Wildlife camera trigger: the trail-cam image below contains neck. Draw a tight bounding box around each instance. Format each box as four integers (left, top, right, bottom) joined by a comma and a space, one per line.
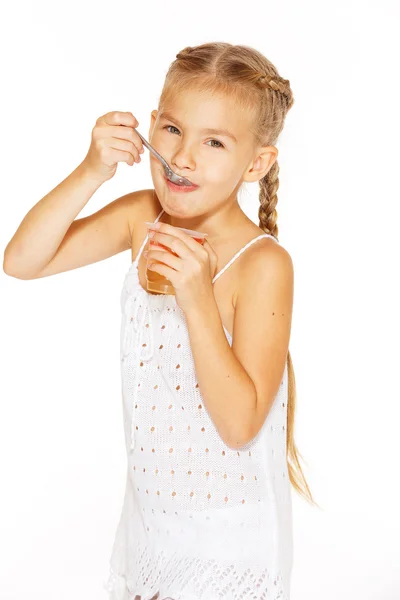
162, 205, 250, 246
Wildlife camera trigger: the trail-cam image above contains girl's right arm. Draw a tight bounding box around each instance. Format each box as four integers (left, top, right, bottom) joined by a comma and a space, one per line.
3, 111, 146, 280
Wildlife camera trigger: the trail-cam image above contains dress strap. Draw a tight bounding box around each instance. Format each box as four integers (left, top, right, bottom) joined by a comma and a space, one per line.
133, 208, 165, 267
212, 233, 278, 284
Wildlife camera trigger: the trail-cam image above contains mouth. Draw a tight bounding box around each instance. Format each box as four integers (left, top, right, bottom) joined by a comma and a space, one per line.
164, 176, 199, 192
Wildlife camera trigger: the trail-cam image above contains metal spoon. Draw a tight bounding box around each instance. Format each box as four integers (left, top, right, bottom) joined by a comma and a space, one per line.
134, 129, 194, 187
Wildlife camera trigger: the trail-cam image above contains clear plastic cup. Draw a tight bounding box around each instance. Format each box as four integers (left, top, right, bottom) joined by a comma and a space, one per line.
144, 222, 208, 295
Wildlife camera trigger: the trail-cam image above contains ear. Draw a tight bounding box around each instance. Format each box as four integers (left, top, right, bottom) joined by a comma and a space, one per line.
243, 145, 278, 183
149, 109, 159, 141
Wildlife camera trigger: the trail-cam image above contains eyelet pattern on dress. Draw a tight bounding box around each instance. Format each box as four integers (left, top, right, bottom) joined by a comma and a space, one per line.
107, 209, 293, 600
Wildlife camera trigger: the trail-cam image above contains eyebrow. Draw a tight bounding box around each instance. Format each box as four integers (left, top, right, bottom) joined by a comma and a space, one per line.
159, 111, 238, 143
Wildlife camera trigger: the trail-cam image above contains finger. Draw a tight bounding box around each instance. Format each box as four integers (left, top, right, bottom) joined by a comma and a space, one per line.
148, 242, 176, 258
147, 261, 175, 280
148, 223, 205, 253
102, 111, 138, 127
107, 125, 145, 154
149, 231, 197, 258
201, 239, 218, 275
201, 238, 217, 260
143, 246, 169, 257
151, 236, 192, 259
146, 249, 182, 271
109, 137, 141, 163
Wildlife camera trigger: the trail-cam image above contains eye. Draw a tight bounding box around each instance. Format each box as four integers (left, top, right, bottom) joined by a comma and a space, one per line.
163, 125, 224, 149
207, 139, 224, 149
164, 125, 180, 135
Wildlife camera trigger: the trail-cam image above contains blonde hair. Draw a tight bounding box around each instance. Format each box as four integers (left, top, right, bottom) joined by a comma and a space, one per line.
158, 42, 318, 508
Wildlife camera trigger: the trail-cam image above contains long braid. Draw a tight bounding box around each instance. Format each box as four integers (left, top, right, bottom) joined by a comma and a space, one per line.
258, 160, 280, 240
257, 74, 293, 241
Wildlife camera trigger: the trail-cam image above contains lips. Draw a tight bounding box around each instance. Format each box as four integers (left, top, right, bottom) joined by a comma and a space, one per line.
164, 176, 199, 190
180, 178, 199, 188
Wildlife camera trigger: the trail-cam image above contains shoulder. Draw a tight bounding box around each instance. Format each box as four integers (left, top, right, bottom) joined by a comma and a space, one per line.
235, 234, 294, 308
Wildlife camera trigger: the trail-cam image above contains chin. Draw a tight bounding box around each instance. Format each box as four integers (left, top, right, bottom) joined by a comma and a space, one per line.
154, 185, 200, 216
161, 200, 197, 219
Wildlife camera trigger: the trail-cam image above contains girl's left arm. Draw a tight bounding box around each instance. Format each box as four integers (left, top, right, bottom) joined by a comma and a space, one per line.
184, 293, 258, 449
184, 242, 293, 449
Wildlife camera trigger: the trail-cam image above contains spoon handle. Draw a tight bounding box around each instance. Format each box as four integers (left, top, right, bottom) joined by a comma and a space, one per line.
133, 128, 192, 186
134, 129, 167, 169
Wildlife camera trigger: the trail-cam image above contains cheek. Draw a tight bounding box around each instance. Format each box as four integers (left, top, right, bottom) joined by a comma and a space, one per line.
149, 149, 168, 180
149, 159, 160, 183
149, 132, 168, 160
205, 160, 241, 189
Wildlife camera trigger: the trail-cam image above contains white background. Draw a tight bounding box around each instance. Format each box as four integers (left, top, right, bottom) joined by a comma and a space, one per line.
1, 1, 399, 599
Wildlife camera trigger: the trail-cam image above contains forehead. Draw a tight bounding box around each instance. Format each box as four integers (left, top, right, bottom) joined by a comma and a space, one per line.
159, 88, 255, 141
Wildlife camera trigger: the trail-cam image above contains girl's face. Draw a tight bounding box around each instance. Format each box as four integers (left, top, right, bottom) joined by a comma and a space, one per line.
148, 88, 260, 220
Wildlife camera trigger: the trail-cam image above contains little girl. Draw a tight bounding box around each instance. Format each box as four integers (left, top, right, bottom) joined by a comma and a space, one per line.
4, 42, 317, 600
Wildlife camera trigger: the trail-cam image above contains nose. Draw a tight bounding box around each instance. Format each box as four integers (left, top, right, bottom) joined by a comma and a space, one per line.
171, 140, 196, 172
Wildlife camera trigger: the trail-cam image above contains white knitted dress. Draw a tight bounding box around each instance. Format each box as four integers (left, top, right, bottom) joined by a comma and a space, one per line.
103, 209, 293, 600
